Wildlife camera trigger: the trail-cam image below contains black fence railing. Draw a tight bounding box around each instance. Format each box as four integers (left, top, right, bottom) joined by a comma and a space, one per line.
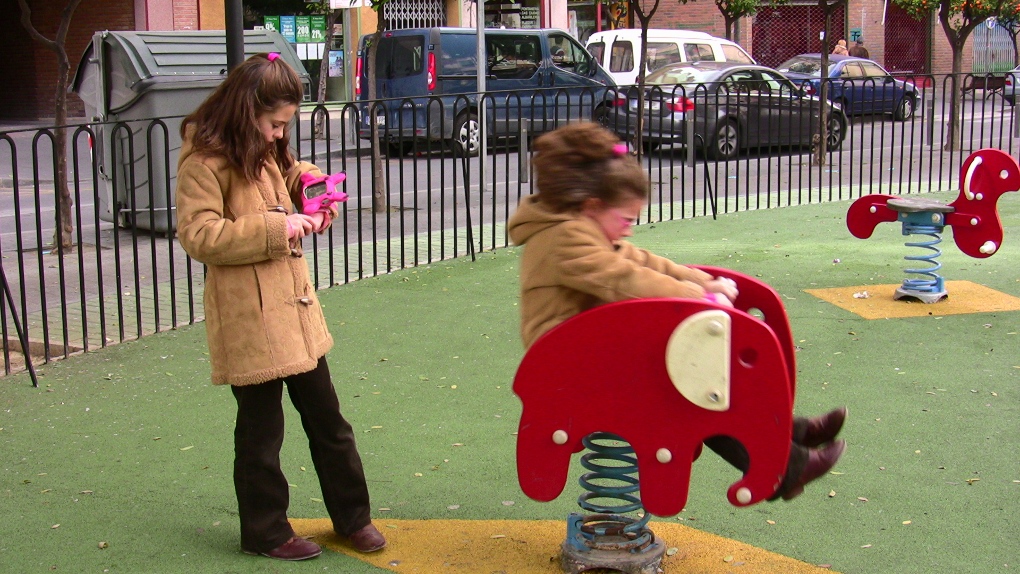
2, 73, 1017, 379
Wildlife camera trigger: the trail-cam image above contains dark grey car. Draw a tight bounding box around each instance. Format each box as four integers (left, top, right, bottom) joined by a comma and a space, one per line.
596, 61, 847, 160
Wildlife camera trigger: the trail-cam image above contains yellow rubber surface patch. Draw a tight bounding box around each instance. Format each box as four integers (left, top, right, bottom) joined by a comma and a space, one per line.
805, 281, 1020, 319
293, 518, 838, 573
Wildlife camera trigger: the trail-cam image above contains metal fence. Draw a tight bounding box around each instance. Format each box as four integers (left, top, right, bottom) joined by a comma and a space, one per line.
2, 73, 1018, 379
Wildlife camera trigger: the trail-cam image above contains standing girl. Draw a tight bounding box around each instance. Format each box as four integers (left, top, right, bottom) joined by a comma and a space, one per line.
507, 122, 846, 501
175, 53, 385, 560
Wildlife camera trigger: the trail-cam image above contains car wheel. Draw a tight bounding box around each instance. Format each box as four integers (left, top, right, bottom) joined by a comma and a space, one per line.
593, 104, 612, 127
451, 111, 481, 157
709, 119, 739, 161
386, 141, 414, 157
893, 95, 915, 121
825, 114, 845, 151
641, 139, 660, 153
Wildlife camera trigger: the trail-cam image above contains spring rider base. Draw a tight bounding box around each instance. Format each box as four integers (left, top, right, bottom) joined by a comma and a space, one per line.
560, 512, 666, 574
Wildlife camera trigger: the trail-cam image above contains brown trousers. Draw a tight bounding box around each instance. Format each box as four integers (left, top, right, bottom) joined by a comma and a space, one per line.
231, 357, 371, 552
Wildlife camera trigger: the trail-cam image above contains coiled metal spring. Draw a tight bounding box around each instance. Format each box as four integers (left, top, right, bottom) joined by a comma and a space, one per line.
901, 222, 944, 294
572, 432, 654, 551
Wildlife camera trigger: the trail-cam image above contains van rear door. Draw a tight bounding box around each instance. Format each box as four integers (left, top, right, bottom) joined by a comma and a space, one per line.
361, 33, 428, 99
358, 32, 429, 141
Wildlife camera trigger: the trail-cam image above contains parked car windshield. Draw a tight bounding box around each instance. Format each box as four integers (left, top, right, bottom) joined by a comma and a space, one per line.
646, 65, 721, 86
776, 56, 837, 78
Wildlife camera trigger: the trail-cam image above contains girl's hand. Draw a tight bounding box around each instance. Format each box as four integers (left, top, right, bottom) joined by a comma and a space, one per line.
704, 277, 739, 303
309, 206, 337, 234
286, 213, 316, 244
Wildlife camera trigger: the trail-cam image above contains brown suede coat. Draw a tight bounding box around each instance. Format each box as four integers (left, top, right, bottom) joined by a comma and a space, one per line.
175, 135, 332, 386
508, 195, 713, 349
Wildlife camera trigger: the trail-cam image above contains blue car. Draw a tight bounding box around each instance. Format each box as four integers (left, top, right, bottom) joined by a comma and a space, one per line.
778, 54, 920, 120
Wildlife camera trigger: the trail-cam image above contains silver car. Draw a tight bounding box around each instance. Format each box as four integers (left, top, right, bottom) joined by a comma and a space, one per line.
1002, 66, 1020, 105
597, 61, 847, 160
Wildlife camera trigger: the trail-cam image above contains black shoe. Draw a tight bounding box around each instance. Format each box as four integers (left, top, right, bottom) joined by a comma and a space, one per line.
797, 407, 847, 448
781, 439, 846, 500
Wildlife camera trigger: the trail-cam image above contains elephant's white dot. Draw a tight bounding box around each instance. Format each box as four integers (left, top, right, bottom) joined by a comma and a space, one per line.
736, 487, 752, 504
971, 217, 979, 226
656, 448, 672, 464
980, 241, 997, 254
976, 193, 984, 201
1001, 169, 1010, 179
552, 430, 568, 445
869, 206, 877, 214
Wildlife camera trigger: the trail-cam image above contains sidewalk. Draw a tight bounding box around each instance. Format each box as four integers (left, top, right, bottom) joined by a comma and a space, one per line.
2, 194, 1018, 573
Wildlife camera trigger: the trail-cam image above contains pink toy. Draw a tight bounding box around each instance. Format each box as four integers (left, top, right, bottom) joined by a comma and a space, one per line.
299, 172, 348, 215
513, 267, 795, 517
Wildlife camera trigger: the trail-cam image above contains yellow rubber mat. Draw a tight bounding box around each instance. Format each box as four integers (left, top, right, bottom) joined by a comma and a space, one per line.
805, 281, 1020, 319
293, 518, 838, 573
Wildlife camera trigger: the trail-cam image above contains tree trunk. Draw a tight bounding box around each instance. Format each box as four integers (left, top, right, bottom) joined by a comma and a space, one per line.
630, 0, 660, 162
366, 28, 387, 214
945, 44, 964, 152
938, 10, 979, 153
54, 58, 73, 250
18, 0, 80, 250
315, 9, 342, 140
724, 15, 736, 41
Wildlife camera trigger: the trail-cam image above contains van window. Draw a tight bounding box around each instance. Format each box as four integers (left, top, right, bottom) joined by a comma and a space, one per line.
441, 34, 477, 75
683, 43, 716, 62
487, 34, 542, 79
647, 42, 682, 71
721, 44, 754, 64
549, 32, 591, 75
588, 41, 605, 66
610, 41, 634, 73
374, 35, 425, 78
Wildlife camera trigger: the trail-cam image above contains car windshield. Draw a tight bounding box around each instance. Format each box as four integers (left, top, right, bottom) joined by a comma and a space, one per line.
646, 66, 720, 86
776, 56, 837, 78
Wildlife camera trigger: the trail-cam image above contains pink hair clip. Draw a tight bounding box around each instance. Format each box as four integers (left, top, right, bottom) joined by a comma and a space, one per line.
612, 143, 628, 156
267, 52, 281, 62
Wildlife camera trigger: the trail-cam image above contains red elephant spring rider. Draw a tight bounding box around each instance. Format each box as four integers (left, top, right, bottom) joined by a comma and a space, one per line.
847, 148, 1020, 303
513, 266, 797, 574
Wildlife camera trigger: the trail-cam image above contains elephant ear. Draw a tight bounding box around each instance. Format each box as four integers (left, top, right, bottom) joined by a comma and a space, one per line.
664, 309, 731, 412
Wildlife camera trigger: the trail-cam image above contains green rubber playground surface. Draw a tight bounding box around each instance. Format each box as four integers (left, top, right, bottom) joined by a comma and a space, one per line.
2, 192, 1018, 573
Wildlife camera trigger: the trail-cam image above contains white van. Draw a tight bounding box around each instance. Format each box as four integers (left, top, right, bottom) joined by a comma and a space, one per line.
586, 29, 755, 86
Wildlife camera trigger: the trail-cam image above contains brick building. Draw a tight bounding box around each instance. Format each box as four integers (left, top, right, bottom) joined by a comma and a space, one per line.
0, 0, 223, 120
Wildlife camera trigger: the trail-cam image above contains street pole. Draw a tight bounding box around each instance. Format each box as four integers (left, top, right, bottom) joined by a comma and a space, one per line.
225, 0, 244, 71
476, 0, 488, 197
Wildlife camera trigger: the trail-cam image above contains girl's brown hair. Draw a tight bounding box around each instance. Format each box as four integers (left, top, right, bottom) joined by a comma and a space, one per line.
531, 121, 648, 212
180, 53, 304, 182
